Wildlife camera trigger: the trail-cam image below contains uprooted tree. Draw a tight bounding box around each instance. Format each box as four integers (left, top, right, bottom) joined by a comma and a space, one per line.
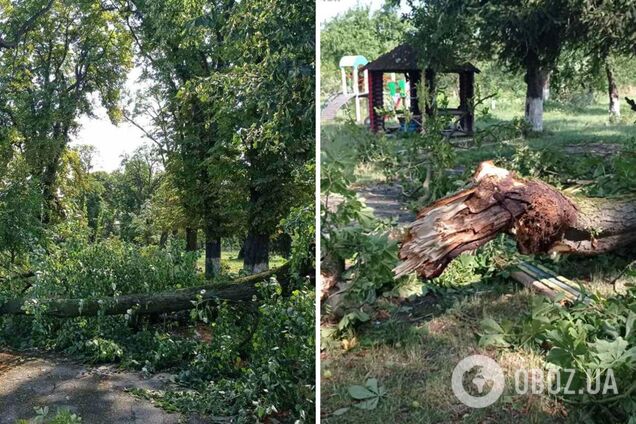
395, 161, 636, 279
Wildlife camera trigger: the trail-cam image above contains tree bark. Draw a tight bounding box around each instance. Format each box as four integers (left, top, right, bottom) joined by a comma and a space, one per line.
0, 265, 290, 318
40, 127, 66, 224
243, 232, 270, 273
185, 227, 198, 251
395, 161, 636, 279
524, 56, 548, 132
159, 231, 169, 249
237, 240, 245, 259
606, 63, 620, 120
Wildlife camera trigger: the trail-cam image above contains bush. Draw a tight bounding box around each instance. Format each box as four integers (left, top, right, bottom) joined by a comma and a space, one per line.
151, 282, 316, 423
481, 272, 636, 421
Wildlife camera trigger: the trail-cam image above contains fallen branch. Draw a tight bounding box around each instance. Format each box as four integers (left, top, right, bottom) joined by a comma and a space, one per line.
395, 161, 636, 278
0, 265, 289, 318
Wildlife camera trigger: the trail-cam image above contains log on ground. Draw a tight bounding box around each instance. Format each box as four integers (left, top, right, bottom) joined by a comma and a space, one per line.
0, 265, 290, 318
394, 161, 636, 279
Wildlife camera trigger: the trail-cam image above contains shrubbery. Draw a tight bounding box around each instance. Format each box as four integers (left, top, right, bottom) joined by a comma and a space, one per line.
480, 268, 636, 420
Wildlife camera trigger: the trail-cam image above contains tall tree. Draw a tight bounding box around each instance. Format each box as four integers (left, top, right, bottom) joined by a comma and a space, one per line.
411, 0, 578, 132
321, 6, 411, 71
571, 0, 636, 120
121, 0, 244, 278
199, 0, 315, 273
0, 0, 54, 50
0, 0, 132, 222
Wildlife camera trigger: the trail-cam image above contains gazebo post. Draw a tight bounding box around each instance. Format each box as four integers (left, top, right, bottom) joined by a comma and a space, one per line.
368, 70, 383, 132
458, 71, 475, 134
341, 67, 347, 95
363, 69, 369, 93
353, 66, 361, 122
408, 70, 421, 116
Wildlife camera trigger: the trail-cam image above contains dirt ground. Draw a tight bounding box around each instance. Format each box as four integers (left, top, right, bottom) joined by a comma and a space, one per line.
0, 351, 199, 424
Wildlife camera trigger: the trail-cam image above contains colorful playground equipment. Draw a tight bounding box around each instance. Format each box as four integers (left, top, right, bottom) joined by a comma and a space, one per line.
321, 55, 369, 123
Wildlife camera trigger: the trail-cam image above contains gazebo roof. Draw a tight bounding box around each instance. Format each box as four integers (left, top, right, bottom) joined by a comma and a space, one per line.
363, 43, 480, 74
339, 55, 368, 68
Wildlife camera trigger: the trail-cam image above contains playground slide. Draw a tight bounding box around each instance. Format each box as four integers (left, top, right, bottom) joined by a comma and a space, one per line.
320, 93, 356, 122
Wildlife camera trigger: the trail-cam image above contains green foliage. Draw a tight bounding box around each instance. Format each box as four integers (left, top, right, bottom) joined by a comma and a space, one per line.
411, 0, 590, 73
142, 282, 315, 423
17, 406, 82, 424
0, 0, 315, 422
31, 239, 200, 299
572, 0, 636, 58
321, 128, 400, 311
499, 137, 636, 197
347, 378, 387, 410
0, 156, 42, 258
0, 0, 132, 220
281, 204, 316, 283
481, 279, 636, 420
320, 6, 411, 95
127, 0, 314, 274
83, 337, 123, 363
0, 238, 201, 350
0, 236, 313, 420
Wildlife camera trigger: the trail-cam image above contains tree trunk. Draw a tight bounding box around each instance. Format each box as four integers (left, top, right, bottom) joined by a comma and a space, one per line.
204, 230, 221, 279
525, 57, 548, 132
606, 63, 620, 120
40, 127, 66, 224
542, 72, 550, 101
185, 227, 197, 251
0, 265, 289, 318
395, 161, 636, 279
159, 231, 169, 249
237, 240, 245, 259
243, 232, 270, 273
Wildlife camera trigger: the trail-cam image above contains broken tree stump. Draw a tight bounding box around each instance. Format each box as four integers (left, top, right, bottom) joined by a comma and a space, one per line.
395, 161, 636, 279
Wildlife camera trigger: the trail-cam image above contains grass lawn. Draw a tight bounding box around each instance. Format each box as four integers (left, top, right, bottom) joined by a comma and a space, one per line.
321, 100, 636, 423
197, 249, 287, 275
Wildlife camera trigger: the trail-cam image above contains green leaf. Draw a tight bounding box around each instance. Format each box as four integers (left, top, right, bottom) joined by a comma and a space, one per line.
348, 385, 376, 400
332, 407, 350, 416
626, 311, 635, 339
480, 317, 504, 334
546, 347, 572, 368
479, 334, 510, 348
366, 378, 379, 394
354, 397, 379, 410
590, 337, 629, 368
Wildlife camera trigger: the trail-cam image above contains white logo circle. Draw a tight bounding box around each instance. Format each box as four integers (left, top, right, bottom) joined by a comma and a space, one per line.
451, 355, 505, 408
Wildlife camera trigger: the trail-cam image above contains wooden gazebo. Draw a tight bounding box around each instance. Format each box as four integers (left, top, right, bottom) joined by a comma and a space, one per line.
363, 44, 480, 134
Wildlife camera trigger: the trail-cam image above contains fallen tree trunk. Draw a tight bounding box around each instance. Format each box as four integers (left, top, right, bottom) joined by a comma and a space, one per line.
0, 265, 289, 318
395, 161, 636, 278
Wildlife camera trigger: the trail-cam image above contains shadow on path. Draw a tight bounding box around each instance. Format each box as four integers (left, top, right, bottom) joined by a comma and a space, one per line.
0, 351, 197, 423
